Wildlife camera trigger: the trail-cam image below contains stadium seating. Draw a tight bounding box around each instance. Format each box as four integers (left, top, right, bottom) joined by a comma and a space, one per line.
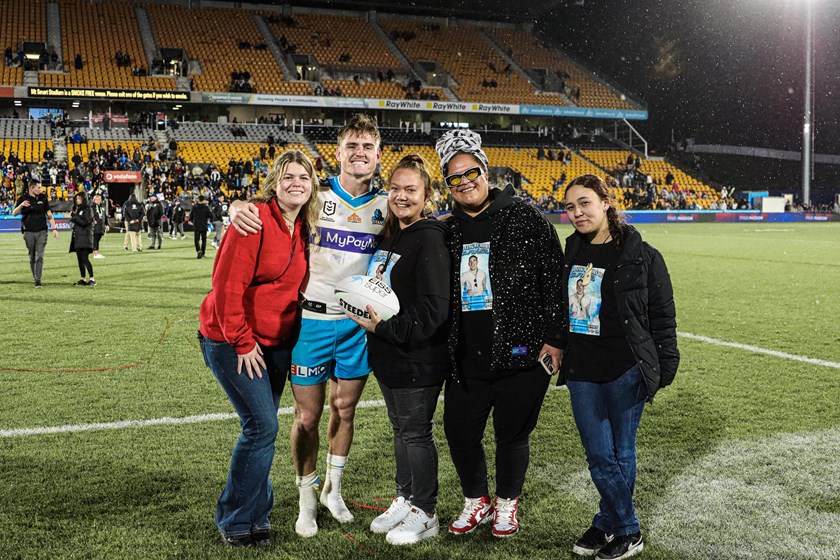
66, 140, 147, 162
0, 139, 54, 164
146, 5, 291, 95
322, 80, 405, 99
0, 119, 54, 163
1, 66, 23, 86
0, 0, 47, 86
176, 142, 317, 174
383, 20, 566, 106
484, 27, 635, 110
482, 147, 615, 203
84, 126, 156, 142
167, 122, 298, 145
43, 0, 175, 91
266, 14, 402, 71
581, 149, 721, 208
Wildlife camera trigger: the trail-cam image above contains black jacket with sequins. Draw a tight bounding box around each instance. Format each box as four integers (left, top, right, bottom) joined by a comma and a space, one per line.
445, 186, 565, 379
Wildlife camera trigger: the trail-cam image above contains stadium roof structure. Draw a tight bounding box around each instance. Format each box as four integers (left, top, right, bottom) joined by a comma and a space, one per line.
216, 0, 564, 22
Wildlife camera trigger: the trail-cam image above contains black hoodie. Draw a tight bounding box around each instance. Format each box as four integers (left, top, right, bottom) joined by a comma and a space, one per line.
367, 218, 451, 388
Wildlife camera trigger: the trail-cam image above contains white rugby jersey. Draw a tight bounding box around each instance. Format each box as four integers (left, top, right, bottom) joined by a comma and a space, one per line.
302, 175, 388, 318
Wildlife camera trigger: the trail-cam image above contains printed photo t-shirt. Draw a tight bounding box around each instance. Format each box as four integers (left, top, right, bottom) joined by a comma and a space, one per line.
565, 239, 636, 382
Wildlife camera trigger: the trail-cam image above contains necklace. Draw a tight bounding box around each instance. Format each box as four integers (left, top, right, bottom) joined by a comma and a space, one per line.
581, 233, 612, 286
283, 214, 295, 233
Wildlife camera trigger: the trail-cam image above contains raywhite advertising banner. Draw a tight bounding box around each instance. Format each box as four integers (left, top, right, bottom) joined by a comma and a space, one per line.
198, 92, 647, 120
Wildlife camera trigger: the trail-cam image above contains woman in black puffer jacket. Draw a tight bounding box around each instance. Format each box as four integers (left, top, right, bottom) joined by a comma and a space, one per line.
560, 174, 678, 560
69, 191, 96, 286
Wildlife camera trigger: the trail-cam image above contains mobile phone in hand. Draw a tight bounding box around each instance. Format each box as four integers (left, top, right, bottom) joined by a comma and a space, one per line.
540, 352, 555, 375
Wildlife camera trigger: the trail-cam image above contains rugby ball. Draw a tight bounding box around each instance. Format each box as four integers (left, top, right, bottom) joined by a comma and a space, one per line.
334, 275, 400, 321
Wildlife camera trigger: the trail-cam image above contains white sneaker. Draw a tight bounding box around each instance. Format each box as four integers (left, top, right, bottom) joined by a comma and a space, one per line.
93, 254, 105, 259
370, 496, 412, 534
492, 496, 520, 538
386, 507, 439, 545
449, 495, 493, 535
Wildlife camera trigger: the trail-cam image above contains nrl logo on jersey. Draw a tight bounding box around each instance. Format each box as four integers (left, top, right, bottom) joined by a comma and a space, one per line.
320, 200, 336, 222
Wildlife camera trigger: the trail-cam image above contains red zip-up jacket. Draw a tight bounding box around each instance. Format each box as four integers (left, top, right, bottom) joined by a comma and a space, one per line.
199, 199, 307, 354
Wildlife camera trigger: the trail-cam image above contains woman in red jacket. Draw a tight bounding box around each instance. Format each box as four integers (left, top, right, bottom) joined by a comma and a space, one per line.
199, 150, 319, 548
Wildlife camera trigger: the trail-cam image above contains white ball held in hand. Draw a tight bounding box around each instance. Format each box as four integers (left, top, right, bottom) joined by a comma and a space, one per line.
334, 275, 400, 321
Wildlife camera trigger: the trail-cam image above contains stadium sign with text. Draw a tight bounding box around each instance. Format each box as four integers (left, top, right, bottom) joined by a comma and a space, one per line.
103, 171, 142, 183
29, 87, 190, 101
199, 92, 647, 120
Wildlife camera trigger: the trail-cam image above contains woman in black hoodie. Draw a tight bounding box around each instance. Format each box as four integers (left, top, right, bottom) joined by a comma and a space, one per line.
435, 129, 565, 539
69, 191, 96, 286
346, 154, 450, 546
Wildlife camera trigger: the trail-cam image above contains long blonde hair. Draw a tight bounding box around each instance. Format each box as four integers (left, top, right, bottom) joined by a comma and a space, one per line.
253, 150, 320, 239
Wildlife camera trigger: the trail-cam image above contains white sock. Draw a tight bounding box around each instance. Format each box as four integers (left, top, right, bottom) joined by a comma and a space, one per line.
295, 471, 319, 538
320, 454, 353, 523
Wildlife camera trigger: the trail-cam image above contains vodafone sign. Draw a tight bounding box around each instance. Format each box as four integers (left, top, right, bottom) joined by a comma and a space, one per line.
104, 171, 142, 183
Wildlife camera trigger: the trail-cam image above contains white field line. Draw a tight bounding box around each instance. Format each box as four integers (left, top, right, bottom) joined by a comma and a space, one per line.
679, 332, 840, 369
0, 400, 385, 439
2, 334, 837, 439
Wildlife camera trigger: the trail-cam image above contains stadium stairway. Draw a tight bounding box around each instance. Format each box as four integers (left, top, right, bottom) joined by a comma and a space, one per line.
23, 70, 38, 87
479, 31, 533, 88
155, 130, 169, 151
134, 6, 159, 73
369, 19, 426, 88
573, 149, 612, 176
442, 86, 458, 100
297, 134, 335, 175
253, 14, 296, 81
480, 28, 573, 106
53, 136, 67, 162
46, 2, 63, 67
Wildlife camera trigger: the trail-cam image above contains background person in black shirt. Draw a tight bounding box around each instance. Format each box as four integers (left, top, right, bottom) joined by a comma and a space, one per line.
91, 193, 110, 258
122, 194, 145, 252
69, 192, 96, 286
12, 180, 58, 288
210, 193, 228, 249
146, 194, 164, 250
190, 195, 212, 258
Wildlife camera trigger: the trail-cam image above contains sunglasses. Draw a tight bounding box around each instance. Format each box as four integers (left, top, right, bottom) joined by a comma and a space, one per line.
444, 166, 483, 188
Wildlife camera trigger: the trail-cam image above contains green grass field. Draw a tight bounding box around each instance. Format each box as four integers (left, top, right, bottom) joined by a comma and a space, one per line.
1, 223, 838, 560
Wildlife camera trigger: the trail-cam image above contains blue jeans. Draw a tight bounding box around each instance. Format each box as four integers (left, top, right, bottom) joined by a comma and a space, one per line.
567, 364, 646, 536
199, 334, 290, 538
377, 380, 443, 515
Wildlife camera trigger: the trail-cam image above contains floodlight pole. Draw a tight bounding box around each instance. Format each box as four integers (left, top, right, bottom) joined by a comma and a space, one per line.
801, 0, 814, 206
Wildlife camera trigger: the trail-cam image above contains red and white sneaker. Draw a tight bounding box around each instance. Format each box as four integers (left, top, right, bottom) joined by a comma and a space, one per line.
492, 496, 519, 537
449, 495, 494, 535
